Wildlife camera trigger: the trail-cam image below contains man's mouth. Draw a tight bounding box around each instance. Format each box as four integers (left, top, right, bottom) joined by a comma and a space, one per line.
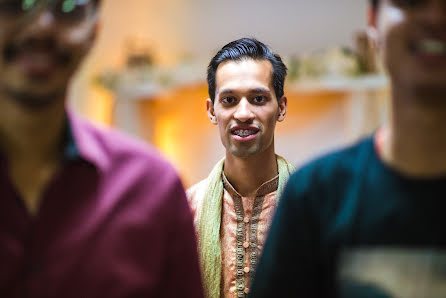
414, 39, 446, 55
4, 41, 69, 78
18, 51, 58, 76
232, 129, 258, 137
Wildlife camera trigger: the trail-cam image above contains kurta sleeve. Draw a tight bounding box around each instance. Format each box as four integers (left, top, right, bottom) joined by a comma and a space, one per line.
160, 176, 204, 298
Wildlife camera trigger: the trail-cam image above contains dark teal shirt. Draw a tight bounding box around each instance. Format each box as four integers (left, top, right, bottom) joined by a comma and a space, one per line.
251, 136, 446, 298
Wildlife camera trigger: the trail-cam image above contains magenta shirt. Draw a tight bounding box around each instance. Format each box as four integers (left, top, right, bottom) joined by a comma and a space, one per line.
0, 112, 204, 298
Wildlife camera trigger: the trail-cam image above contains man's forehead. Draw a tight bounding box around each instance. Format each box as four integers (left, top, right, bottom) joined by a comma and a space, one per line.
215, 59, 273, 92
216, 58, 273, 73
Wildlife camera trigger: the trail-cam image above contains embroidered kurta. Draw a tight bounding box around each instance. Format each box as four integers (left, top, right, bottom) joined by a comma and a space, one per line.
187, 174, 278, 297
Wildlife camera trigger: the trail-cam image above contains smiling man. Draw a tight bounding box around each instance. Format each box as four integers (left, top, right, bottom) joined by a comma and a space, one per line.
187, 38, 295, 298
0, 1, 203, 297
251, 0, 446, 297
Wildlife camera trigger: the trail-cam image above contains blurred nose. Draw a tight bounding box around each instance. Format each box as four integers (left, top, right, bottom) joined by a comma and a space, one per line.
16, 9, 57, 48
21, 9, 56, 39
233, 98, 255, 123
33, 9, 56, 30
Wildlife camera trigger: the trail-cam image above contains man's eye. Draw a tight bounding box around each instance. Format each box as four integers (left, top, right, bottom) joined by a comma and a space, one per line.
221, 97, 235, 104
0, 0, 28, 15
253, 95, 267, 104
53, 0, 93, 23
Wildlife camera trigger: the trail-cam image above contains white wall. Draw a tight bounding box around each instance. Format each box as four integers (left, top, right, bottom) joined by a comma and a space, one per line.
70, 0, 369, 116
179, 0, 368, 58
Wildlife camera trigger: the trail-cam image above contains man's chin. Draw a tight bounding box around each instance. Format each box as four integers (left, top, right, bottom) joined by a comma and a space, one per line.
228, 145, 260, 159
1, 85, 65, 110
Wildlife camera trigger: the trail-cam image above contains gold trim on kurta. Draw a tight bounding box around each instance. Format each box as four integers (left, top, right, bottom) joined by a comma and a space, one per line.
222, 173, 279, 297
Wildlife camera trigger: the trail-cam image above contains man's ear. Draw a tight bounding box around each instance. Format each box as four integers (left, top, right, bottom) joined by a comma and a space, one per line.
206, 98, 218, 125
83, 17, 101, 55
367, 6, 378, 47
277, 96, 287, 122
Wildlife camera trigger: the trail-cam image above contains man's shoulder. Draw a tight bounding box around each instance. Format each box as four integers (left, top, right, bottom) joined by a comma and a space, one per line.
71, 113, 176, 176
186, 179, 208, 204
185, 178, 209, 224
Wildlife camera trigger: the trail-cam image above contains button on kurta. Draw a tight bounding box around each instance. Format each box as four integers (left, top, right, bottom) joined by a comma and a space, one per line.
243, 266, 250, 273
243, 241, 249, 248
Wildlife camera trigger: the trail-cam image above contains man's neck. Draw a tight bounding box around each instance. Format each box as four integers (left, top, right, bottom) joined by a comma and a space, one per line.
381, 88, 446, 177
0, 95, 67, 215
0, 96, 66, 162
223, 147, 278, 197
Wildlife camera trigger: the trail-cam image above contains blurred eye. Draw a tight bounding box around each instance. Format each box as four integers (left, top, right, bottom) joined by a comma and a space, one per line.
252, 95, 267, 104
53, 0, 94, 23
390, 0, 425, 7
221, 97, 236, 105
0, 0, 34, 15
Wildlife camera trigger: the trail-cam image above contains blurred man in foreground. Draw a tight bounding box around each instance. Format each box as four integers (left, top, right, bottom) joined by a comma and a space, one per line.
251, 0, 446, 297
0, 1, 203, 297
187, 38, 294, 298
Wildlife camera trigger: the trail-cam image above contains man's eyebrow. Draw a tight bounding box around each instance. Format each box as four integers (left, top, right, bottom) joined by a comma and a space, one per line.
219, 89, 234, 95
251, 88, 269, 93
218, 88, 270, 96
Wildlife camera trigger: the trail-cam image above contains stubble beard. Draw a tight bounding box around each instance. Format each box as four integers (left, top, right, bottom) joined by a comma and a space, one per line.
0, 82, 66, 110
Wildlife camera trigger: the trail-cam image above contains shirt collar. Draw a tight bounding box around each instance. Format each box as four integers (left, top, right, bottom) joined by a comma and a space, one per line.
0, 110, 106, 172
63, 117, 80, 161
222, 172, 279, 198
66, 110, 108, 172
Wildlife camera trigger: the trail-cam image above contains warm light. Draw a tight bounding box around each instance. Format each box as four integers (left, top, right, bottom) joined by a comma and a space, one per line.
154, 115, 183, 167
88, 87, 114, 126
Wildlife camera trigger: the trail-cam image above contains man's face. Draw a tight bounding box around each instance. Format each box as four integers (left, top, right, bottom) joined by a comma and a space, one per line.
207, 59, 287, 159
0, 0, 98, 108
371, 0, 446, 93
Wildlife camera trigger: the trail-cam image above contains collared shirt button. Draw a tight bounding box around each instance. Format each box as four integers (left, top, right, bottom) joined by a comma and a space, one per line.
243, 241, 249, 248
244, 266, 250, 273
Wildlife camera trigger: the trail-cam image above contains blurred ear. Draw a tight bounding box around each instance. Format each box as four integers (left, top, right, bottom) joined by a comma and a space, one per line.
277, 96, 287, 122
82, 16, 101, 56
90, 17, 101, 45
367, 6, 378, 45
206, 98, 218, 125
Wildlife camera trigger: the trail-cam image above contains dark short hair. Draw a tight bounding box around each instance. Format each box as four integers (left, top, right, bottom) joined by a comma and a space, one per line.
371, 0, 379, 8
207, 38, 287, 103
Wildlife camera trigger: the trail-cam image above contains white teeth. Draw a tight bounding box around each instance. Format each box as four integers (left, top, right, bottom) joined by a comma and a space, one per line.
233, 129, 256, 137
418, 39, 446, 54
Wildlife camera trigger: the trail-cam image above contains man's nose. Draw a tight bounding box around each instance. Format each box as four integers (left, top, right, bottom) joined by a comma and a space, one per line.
22, 9, 57, 38
233, 98, 255, 122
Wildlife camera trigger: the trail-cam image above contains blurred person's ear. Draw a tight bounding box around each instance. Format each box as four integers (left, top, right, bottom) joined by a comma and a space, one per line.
367, 6, 378, 47
277, 96, 287, 122
88, 16, 101, 47
206, 98, 218, 125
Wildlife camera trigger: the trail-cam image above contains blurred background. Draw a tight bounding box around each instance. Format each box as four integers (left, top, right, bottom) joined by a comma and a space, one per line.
68, 0, 389, 187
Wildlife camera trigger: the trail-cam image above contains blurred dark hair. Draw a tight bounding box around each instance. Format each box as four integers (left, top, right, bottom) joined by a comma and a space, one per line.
207, 37, 287, 103
371, 0, 379, 8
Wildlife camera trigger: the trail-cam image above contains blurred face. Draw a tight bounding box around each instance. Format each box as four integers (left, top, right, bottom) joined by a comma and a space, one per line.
207, 59, 287, 159
0, 0, 98, 108
370, 0, 446, 94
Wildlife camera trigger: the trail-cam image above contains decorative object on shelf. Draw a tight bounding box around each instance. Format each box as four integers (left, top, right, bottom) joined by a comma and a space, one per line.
93, 39, 205, 101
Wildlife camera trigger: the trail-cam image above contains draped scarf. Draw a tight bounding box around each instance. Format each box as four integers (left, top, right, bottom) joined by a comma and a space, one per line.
197, 155, 295, 298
